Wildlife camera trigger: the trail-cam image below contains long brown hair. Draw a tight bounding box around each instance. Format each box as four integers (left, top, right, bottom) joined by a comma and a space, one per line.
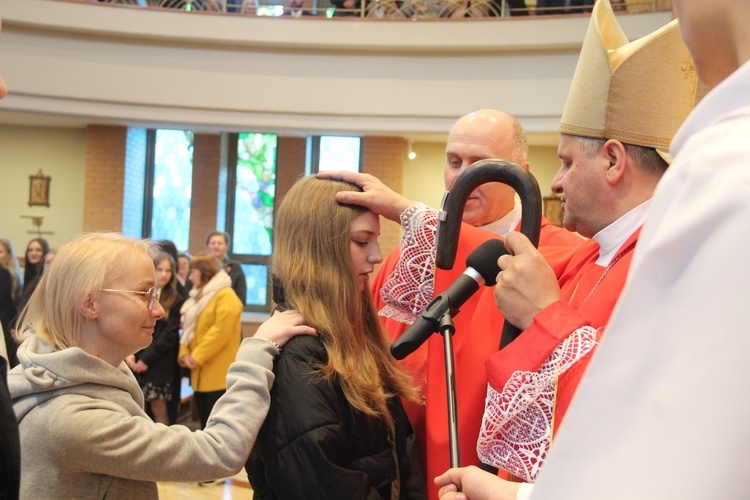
153, 252, 177, 316
23, 237, 50, 286
273, 176, 418, 424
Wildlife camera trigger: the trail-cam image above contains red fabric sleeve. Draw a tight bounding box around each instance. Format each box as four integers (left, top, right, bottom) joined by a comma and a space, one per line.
486, 301, 590, 392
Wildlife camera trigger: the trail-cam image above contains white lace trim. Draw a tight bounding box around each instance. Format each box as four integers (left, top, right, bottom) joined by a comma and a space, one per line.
476, 326, 598, 482
378, 203, 438, 324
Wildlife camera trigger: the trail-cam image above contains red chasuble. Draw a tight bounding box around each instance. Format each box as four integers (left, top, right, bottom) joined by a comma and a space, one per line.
371, 216, 583, 497
480, 228, 641, 482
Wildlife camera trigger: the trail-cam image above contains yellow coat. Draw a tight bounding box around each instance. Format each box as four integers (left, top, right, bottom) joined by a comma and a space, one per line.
179, 288, 243, 393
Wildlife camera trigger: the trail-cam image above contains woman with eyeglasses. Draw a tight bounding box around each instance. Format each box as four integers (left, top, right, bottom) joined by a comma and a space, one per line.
8, 232, 315, 499
179, 252, 242, 431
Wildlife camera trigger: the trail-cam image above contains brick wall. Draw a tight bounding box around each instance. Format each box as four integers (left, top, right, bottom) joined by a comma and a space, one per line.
276, 136, 307, 202
361, 136, 406, 261
83, 125, 128, 232
188, 133, 222, 256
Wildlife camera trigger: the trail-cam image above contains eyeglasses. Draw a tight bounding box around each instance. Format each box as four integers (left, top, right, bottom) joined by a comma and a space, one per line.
100, 287, 162, 310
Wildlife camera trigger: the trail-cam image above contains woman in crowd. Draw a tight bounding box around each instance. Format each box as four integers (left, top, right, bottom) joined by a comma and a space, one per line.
18, 238, 49, 311
179, 252, 242, 429
176, 251, 193, 297
154, 240, 187, 421
8, 232, 315, 498
126, 252, 184, 425
246, 176, 426, 499
0, 239, 22, 367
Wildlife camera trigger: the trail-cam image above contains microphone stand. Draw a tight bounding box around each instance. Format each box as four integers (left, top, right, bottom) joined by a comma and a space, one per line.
436, 160, 542, 476
390, 160, 542, 475
439, 312, 461, 468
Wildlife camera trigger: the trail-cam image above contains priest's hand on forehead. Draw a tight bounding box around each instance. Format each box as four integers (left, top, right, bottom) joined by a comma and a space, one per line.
316, 170, 414, 223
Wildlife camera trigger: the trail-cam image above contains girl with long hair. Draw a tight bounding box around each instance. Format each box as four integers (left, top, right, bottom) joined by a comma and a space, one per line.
126, 252, 184, 425
19, 237, 49, 311
246, 176, 425, 499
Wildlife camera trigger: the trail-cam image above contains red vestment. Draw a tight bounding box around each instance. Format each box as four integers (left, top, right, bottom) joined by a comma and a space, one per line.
479, 229, 641, 481
371, 214, 583, 497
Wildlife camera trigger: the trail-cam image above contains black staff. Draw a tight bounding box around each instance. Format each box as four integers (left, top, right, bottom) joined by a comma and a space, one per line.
391, 160, 542, 470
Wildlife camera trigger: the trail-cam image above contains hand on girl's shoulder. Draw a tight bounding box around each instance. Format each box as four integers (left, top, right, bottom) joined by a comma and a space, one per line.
255, 309, 317, 349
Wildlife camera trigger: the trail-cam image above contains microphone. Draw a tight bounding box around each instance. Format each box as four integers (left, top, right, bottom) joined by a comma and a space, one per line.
390, 239, 507, 360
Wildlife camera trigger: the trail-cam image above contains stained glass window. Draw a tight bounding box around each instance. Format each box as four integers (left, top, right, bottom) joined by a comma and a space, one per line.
141, 129, 282, 310
150, 130, 193, 251
230, 132, 277, 308
232, 133, 276, 256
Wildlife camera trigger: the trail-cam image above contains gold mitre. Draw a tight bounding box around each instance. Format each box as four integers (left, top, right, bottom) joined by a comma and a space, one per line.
559, 0, 697, 154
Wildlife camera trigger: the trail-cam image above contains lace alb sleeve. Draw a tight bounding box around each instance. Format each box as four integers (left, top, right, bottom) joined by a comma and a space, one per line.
378, 203, 438, 324
476, 326, 598, 482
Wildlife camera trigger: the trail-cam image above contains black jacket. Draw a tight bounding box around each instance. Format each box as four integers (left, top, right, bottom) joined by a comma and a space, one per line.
0, 269, 19, 367
0, 356, 20, 500
246, 335, 426, 499
223, 258, 247, 306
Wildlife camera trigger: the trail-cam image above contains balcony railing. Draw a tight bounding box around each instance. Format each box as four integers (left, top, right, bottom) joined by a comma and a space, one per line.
76, 0, 672, 19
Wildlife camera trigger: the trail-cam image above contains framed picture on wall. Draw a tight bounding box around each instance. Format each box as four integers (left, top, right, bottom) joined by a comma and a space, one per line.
543, 195, 563, 227
29, 170, 51, 207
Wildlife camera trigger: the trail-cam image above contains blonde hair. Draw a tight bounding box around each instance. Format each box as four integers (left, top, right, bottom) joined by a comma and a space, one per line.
17, 233, 157, 351
0, 238, 22, 302
273, 176, 418, 424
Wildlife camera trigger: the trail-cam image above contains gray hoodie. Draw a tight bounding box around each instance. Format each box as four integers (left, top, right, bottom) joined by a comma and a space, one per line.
9, 333, 276, 499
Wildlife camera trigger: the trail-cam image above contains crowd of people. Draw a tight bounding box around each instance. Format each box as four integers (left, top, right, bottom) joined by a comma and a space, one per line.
3, 0, 750, 498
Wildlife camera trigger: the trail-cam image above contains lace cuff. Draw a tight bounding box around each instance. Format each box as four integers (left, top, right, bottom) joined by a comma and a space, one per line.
476, 326, 598, 482
378, 203, 438, 324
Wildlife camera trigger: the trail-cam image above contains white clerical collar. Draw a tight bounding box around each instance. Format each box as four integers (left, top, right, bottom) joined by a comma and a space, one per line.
480, 196, 522, 237
592, 199, 651, 266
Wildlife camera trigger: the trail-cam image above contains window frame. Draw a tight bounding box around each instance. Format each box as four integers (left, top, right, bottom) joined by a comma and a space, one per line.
224, 132, 276, 313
